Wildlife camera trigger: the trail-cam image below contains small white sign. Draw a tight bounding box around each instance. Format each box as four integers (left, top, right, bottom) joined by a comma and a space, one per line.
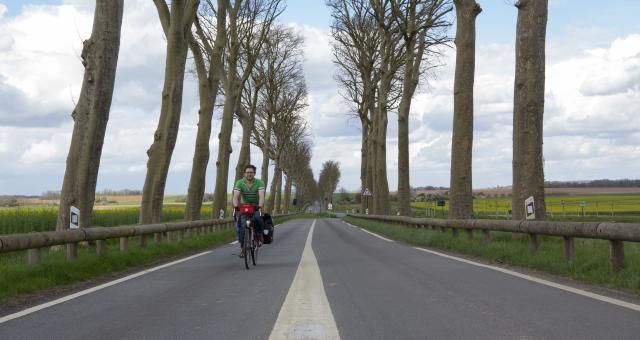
327, 203, 333, 211
525, 196, 535, 220
70, 206, 80, 229
365, 208, 369, 215
219, 209, 225, 219
362, 188, 372, 196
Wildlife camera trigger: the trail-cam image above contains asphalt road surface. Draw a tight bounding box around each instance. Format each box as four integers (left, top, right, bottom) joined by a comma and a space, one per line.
1, 218, 639, 339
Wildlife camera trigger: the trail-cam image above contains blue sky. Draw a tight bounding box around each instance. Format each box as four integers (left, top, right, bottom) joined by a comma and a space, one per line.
1, 1, 639, 194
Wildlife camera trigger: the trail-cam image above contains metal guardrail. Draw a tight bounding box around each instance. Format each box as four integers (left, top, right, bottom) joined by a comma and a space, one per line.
346, 214, 640, 272
0, 213, 299, 265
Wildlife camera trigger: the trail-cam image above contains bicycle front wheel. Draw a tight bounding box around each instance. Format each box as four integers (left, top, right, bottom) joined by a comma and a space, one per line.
251, 234, 258, 266
243, 227, 251, 270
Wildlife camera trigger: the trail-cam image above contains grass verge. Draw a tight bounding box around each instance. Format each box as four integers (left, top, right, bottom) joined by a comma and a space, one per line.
344, 216, 640, 294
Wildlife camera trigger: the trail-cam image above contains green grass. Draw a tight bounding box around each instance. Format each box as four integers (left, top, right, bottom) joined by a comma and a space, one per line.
344, 216, 640, 294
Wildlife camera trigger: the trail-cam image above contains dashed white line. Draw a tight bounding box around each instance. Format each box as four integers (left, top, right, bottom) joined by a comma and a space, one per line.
413, 246, 640, 313
0, 251, 213, 324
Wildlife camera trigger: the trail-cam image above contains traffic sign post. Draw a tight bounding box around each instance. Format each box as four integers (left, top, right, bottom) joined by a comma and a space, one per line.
362, 188, 372, 213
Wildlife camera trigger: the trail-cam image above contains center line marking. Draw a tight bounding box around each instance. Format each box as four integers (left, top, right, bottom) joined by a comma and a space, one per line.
269, 220, 340, 340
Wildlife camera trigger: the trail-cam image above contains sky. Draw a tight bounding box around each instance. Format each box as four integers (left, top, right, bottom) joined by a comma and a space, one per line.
0, 0, 639, 195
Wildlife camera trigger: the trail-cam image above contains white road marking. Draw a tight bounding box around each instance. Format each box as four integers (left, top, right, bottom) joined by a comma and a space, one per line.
0, 251, 213, 324
269, 220, 341, 340
342, 221, 358, 228
229, 240, 239, 245
413, 247, 640, 313
360, 229, 394, 243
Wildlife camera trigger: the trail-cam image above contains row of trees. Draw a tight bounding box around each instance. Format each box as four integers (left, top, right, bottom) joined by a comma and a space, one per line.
330, 0, 548, 221
54, 0, 321, 233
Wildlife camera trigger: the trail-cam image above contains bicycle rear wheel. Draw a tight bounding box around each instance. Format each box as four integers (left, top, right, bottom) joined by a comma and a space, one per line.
243, 226, 251, 270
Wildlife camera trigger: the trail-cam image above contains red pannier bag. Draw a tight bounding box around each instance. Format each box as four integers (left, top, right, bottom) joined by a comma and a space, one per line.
239, 204, 255, 215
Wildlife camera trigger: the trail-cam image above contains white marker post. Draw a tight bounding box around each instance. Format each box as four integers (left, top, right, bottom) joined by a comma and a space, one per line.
525, 196, 535, 220
70, 206, 80, 229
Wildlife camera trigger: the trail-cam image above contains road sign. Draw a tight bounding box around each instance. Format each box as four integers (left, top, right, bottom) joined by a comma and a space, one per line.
525, 196, 535, 220
362, 188, 372, 196
70, 206, 80, 229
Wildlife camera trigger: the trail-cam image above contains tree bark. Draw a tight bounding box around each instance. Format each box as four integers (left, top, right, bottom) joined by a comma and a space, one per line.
274, 168, 283, 213
140, 0, 199, 225
267, 161, 281, 212
56, 0, 124, 232
283, 172, 292, 212
261, 114, 273, 186
449, 0, 481, 219
185, 1, 227, 221
512, 0, 547, 221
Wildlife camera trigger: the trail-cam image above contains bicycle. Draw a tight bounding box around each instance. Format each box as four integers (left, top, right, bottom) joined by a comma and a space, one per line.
236, 204, 261, 270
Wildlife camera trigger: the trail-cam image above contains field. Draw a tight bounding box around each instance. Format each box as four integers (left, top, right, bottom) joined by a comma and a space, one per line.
411, 194, 640, 219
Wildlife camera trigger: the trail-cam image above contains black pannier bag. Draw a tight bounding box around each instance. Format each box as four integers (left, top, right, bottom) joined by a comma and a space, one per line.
262, 213, 274, 244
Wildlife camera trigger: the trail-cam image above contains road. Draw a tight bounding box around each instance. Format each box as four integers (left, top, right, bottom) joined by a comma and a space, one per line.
1, 218, 639, 339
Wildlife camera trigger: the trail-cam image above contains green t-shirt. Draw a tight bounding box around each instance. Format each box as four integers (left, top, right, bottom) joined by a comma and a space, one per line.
233, 178, 265, 205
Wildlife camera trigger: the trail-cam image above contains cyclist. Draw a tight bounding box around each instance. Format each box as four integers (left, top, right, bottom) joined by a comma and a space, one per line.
232, 164, 265, 257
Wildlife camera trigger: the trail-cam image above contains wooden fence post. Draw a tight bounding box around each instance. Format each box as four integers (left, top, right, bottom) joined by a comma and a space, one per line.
96, 240, 106, 255
466, 229, 473, 240
67, 243, 77, 260
482, 230, 491, 244
529, 234, 540, 253
120, 237, 129, 251
563, 237, 574, 261
610, 240, 624, 272
27, 248, 41, 265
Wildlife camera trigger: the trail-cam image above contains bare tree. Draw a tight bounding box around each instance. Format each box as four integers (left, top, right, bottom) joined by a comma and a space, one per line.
318, 160, 342, 208
512, 0, 547, 222
56, 0, 124, 235
185, 0, 228, 221
139, 0, 199, 230
392, 0, 453, 216
449, 0, 481, 220
210, 0, 283, 218
328, 0, 380, 211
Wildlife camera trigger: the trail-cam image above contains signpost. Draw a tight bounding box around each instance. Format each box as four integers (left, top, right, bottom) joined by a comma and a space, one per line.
362, 188, 372, 213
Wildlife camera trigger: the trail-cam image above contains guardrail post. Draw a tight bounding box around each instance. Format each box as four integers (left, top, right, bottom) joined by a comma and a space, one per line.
27, 248, 41, 265
96, 240, 106, 255
140, 235, 147, 248
67, 243, 78, 260
179, 229, 185, 241
452, 228, 459, 238
120, 237, 128, 251
563, 237, 574, 261
610, 240, 624, 272
155, 233, 162, 243
529, 234, 540, 253
466, 230, 473, 240
482, 230, 491, 244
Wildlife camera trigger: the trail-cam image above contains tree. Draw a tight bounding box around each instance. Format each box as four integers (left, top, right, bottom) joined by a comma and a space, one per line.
318, 161, 341, 208
185, 0, 228, 221
392, 0, 453, 216
210, 0, 283, 218
449, 0, 481, 220
512, 0, 547, 221
139, 0, 199, 230
56, 0, 124, 233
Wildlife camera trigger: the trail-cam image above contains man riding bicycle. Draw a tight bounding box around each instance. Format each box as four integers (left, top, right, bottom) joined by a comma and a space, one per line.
232, 164, 265, 258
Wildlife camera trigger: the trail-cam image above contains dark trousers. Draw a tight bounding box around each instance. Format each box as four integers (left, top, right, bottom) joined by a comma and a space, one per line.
236, 211, 264, 248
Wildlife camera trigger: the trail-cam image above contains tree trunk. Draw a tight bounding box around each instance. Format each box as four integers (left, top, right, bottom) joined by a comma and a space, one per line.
274, 169, 283, 213
235, 114, 253, 181
450, 0, 481, 220
261, 115, 273, 186
284, 173, 292, 212
56, 0, 124, 232
512, 0, 547, 221
185, 0, 227, 221
140, 0, 198, 225
360, 123, 368, 211
211, 90, 238, 218
267, 160, 281, 212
